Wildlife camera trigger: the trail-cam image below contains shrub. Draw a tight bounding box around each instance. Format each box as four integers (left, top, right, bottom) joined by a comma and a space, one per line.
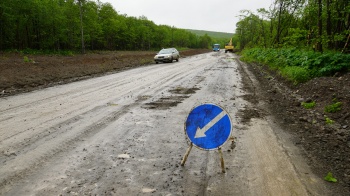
281, 66, 311, 84
241, 47, 350, 83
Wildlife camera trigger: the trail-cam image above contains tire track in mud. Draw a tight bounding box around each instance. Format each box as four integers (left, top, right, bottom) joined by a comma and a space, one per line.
0, 65, 174, 114
176, 55, 241, 195
0, 104, 134, 191
0, 57, 210, 142
2, 52, 248, 195
0, 54, 218, 194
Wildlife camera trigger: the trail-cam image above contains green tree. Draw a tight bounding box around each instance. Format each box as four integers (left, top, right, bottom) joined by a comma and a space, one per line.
0, 0, 209, 51
83, 1, 103, 50
234, 0, 350, 52
198, 34, 212, 49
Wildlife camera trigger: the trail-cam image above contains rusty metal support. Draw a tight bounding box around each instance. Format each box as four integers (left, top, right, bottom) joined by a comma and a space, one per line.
218, 147, 225, 173
181, 143, 193, 166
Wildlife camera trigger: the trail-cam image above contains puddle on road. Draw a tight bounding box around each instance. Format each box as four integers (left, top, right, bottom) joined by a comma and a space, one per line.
142, 87, 200, 110
143, 96, 188, 110
237, 107, 267, 123
169, 86, 200, 94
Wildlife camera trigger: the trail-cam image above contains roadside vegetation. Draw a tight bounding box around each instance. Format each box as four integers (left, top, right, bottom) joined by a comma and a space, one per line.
324, 99, 342, 113
241, 48, 350, 84
234, 1, 349, 191
232, 0, 350, 84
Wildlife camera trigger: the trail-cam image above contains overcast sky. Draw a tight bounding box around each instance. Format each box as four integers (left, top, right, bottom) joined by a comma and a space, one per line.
99, 0, 273, 33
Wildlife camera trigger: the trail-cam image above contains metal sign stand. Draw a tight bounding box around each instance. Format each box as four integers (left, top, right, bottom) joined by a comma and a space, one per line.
180, 143, 192, 166
180, 143, 226, 173
218, 147, 225, 173
182, 104, 232, 173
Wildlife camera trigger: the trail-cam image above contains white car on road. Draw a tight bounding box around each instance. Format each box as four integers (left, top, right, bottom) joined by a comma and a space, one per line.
154, 48, 180, 64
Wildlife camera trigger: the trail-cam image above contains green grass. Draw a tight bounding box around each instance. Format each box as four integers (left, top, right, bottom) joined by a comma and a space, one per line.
325, 117, 334, 124
301, 101, 316, 109
324, 172, 337, 182
23, 56, 31, 63
9, 49, 76, 56
324, 101, 342, 113
177, 47, 191, 51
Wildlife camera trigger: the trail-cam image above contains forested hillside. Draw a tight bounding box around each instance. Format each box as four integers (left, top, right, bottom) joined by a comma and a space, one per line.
186, 29, 232, 39
0, 0, 213, 52
186, 29, 234, 49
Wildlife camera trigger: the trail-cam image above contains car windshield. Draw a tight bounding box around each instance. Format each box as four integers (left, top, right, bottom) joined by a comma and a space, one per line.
159, 49, 172, 54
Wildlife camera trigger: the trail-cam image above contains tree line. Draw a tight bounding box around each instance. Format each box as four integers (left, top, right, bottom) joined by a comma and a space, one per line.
233, 0, 350, 53
0, 0, 214, 52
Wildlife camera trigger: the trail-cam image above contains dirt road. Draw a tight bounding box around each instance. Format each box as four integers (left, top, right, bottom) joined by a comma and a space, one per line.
0, 52, 334, 195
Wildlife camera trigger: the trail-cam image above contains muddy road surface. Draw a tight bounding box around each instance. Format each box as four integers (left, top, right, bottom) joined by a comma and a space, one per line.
1, 52, 333, 195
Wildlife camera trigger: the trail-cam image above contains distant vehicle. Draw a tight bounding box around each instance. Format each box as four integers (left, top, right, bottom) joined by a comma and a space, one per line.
225, 38, 234, 53
154, 48, 180, 64
213, 44, 220, 51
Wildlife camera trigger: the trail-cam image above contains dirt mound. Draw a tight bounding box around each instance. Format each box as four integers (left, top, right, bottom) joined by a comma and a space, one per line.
298, 73, 350, 126
239, 60, 350, 194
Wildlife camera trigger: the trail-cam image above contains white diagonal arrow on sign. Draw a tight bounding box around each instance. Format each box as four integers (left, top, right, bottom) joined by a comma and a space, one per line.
194, 111, 227, 138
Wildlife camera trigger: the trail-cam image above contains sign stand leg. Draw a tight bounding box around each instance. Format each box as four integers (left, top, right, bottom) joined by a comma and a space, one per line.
181, 143, 193, 166
218, 147, 225, 173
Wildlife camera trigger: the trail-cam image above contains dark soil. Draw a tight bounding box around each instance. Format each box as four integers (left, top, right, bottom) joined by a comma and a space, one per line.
0, 49, 210, 97
237, 59, 350, 195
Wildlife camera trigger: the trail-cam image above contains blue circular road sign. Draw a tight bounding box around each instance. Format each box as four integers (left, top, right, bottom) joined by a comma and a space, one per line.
185, 104, 232, 150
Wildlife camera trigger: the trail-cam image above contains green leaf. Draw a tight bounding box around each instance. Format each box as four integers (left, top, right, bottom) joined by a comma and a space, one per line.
324, 172, 337, 183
